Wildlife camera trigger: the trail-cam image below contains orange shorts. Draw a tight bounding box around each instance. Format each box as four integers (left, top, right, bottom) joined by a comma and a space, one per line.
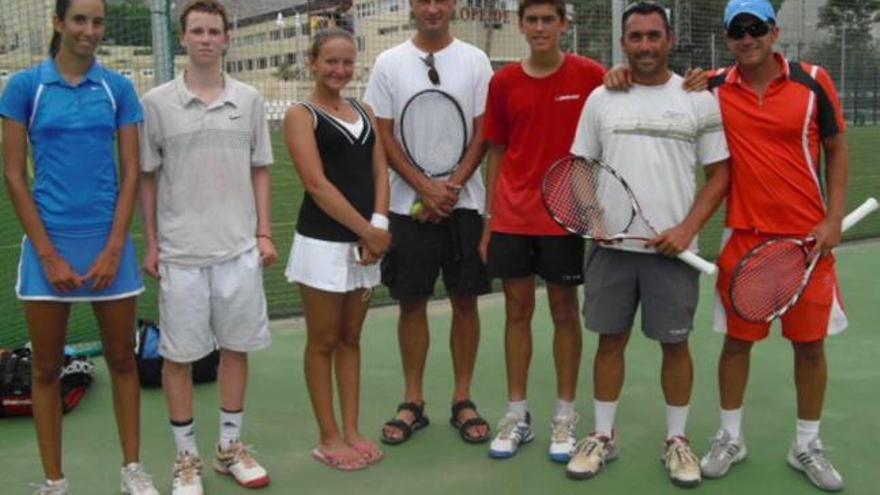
715, 230, 847, 342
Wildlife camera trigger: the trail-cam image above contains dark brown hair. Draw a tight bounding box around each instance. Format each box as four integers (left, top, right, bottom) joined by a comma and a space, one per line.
517, 0, 566, 21
179, 0, 230, 34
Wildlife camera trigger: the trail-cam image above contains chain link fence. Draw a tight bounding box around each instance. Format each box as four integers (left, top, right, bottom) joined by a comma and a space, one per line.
1, 0, 878, 346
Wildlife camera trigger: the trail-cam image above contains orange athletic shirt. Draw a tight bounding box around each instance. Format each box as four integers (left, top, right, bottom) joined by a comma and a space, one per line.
708, 53, 846, 236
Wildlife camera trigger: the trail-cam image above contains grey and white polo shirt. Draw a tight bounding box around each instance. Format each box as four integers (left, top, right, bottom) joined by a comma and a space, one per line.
140, 73, 273, 267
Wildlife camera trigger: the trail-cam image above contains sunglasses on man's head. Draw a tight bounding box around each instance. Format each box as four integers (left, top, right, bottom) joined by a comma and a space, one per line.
727, 21, 771, 40
421, 53, 440, 85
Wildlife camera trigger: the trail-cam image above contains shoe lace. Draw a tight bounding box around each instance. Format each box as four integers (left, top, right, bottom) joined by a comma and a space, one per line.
667, 438, 699, 467
496, 415, 522, 440
123, 464, 155, 491
551, 413, 579, 443
706, 431, 735, 460
174, 454, 203, 485
223, 442, 259, 469
572, 434, 605, 458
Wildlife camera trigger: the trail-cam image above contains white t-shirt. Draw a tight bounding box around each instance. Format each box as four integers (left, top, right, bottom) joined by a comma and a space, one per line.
364, 38, 493, 215
570, 73, 729, 253
140, 74, 274, 267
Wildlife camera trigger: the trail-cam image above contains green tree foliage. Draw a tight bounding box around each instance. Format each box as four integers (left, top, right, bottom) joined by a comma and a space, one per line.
105, 0, 153, 47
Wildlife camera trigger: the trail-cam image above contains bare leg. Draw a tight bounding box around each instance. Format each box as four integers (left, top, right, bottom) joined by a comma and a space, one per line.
503, 277, 536, 401
92, 297, 141, 465
546, 283, 582, 402
718, 336, 753, 410
382, 297, 430, 441
660, 340, 693, 407
792, 340, 826, 420
300, 284, 346, 447
593, 332, 630, 402
25, 301, 71, 481
218, 349, 247, 413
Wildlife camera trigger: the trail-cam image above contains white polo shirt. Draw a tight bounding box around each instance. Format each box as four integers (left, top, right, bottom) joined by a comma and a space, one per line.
140, 73, 273, 267
571, 73, 729, 254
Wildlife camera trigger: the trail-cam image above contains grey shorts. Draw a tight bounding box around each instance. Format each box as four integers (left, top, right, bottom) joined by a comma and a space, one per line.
582, 246, 699, 343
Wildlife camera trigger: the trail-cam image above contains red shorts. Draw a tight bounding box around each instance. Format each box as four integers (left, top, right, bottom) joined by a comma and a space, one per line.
715, 230, 847, 342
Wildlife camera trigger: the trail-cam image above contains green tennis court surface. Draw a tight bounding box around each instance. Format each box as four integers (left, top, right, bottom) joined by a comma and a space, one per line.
2, 242, 878, 494
1, 126, 878, 348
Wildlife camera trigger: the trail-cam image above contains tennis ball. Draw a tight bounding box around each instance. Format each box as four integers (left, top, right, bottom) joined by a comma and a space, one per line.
410, 201, 423, 217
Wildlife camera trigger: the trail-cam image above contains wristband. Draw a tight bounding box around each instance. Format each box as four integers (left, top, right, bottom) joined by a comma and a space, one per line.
370, 213, 389, 230
256, 234, 273, 241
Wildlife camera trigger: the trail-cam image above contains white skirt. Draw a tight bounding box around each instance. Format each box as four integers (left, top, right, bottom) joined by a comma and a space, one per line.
285, 232, 381, 293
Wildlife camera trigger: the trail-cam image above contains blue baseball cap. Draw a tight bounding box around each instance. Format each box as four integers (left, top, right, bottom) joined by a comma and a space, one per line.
723, 0, 776, 29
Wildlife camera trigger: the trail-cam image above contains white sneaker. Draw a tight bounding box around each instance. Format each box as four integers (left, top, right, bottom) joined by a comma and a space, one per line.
120, 463, 159, 495
172, 453, 204, 495
30, 479, 69, 495
787, 438, 844, 492
663, 436, 702, 488
549, 413, 579, 463
700, 429, 747, 478
566, 432, 618, 480
488, 412, 534, 459
214, 441, 271, 488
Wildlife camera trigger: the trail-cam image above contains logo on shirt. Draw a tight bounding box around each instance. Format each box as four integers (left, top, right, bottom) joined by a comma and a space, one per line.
662, 110, 687, 120
555, 94, 581, 102
229, 114, 241, 120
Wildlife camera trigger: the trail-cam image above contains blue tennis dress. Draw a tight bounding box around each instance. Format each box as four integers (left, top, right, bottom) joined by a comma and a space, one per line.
0, 59, 144, 301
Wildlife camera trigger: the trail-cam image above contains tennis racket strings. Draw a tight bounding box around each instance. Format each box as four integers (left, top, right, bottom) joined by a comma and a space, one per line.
399, 89, 467, 177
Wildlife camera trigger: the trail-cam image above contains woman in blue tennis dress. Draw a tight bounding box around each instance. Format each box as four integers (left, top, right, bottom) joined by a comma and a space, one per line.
0, 0, 157, 493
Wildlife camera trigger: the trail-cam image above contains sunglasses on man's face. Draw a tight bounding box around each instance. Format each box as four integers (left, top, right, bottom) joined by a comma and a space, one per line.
727, 21, 771, 40
421, 53, 440, 85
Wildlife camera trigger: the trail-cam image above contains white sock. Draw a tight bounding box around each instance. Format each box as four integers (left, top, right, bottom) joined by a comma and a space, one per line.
796, 419, 820, 450
507, 400, 528, 419
593, 399, 618, 437
46, 478, 67, 487
554, 399, 575, 419
720, 407, 743, 440
171, 419, 198, 456
219, 409, 243, 450
666, 404, 690, 440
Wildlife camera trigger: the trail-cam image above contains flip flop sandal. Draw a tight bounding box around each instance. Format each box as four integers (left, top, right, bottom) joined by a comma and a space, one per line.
312, 448, 368, 471
381, 401, 430, 445
450, 399, 491, 444
350, 440, 385, 465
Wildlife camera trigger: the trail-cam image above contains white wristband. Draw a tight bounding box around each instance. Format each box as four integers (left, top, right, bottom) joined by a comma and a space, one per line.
370, 213, 389, 230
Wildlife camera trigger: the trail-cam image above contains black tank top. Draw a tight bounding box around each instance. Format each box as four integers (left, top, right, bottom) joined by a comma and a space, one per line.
295, 99, 376, 242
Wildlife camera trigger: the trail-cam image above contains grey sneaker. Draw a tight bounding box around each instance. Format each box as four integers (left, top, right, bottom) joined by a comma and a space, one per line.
488, 412, 534, 459
700, 429, 747, 478
663, 436, 702, 488
549, 413, 579, 463
121, 463, 159, 495
566, 432, 618, 480
787, 438, 844, 492
30, 479, 69, 495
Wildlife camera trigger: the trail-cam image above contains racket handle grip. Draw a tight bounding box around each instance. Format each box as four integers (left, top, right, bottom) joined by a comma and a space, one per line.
842, 197, 879, 232
677, 250, 717, 275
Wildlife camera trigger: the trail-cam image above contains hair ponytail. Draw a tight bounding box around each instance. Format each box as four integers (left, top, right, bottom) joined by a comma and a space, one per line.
49, 32, 61, 57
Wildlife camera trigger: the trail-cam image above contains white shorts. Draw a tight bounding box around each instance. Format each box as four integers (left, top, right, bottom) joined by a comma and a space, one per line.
285, 233, 380, 293
158, 247, 271, 363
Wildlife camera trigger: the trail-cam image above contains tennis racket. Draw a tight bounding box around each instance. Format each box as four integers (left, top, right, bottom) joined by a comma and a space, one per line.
730, 197, 879, 323
399, 88, 468, 258
541, 155, 718, 275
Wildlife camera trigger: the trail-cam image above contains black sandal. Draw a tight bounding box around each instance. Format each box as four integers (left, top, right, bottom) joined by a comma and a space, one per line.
380, 401, 430, 445
449, 399, 491, 444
